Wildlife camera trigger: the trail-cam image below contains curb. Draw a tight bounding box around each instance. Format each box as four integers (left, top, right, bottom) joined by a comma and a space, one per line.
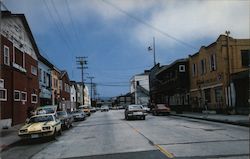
171, 113, 250, 127
0, 139, 21, 152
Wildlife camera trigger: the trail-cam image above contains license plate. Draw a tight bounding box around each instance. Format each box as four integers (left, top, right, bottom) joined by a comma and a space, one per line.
133, 112, 143, 115
31, 134, 39, 138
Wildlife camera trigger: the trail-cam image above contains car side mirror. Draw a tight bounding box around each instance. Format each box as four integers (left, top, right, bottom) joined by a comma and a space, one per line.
25, 118, 29, 123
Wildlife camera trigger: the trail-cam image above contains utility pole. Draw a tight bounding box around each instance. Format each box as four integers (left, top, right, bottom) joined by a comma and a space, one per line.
225, 31, 232, 110
148, 37, 156, 66
87, 76, 94, 106
76, 57, 88, 105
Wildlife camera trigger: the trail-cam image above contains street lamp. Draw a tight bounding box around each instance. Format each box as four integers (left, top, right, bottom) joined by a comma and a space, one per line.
148, 37, 156, 66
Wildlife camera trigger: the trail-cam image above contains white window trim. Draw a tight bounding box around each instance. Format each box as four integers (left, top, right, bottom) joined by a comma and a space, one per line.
31, 65, 37, 76
4, 45, 10, 66
0, 88, 7, 101
179, 65, 185, 72
14, 90, 21, 101
21, 91, 27, 102
31, 94, 38, 103
0, 79, 4, 88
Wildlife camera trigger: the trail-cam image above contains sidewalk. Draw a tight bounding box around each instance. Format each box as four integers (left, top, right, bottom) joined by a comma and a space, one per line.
171, 111, 250, 127
0, 124, 22, 152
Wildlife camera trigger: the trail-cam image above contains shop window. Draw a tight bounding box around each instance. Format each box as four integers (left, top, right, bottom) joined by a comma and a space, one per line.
204, 89, 211, 103
215, 87, 223, 102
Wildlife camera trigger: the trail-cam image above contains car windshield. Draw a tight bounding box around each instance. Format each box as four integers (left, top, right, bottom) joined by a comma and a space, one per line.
72, 110, 81, 114
29, 115, 54, 123
157, 105, 166, 109
129, 105, 142, 110
57, 111, 67, 116
37, 108, 55, 114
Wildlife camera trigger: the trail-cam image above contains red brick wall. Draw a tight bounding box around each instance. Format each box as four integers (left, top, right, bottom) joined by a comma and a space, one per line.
61, 75, 70, 101
1, 35, 39, 125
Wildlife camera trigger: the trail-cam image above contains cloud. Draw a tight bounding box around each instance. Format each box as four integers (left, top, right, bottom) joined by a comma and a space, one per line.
133, 0, 249, 49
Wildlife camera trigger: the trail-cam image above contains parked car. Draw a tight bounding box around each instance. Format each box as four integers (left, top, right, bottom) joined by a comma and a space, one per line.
71, 110, 86, 121
35, 105, 57, 115
18, 114, 62, 139
152, 104, 170, 116
79, 105, 91, 116
56, 111, 73, 129
90, 107, 96, 113
100, 105, 109, 112
124, 105, 147, 120
142, 105, 150, 113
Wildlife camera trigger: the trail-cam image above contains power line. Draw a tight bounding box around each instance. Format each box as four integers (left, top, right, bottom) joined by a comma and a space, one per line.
102, 0, 197, 50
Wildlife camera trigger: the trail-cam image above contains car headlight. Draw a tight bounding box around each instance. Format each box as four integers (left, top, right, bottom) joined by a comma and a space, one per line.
20, 129, 28, 133
42, 126, 51, 131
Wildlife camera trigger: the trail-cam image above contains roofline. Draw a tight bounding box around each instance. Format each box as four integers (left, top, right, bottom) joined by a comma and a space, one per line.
2, 11, 41, 58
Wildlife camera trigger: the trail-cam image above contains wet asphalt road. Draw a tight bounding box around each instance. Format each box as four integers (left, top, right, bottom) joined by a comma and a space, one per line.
1, 110, 249, 159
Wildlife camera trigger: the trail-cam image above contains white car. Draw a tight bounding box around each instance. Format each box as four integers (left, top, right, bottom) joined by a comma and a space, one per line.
100, 106, 109, 112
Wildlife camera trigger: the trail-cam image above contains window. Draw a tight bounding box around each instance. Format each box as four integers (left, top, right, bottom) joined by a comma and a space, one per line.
59, 80, 63, 90
192, 63, 197, 76
31, 94, 38, 103
0, 79, 4, 88
4, 45, 10, 65
204, 88, 211, 103
209, 54, 216, 71
241, 50, 250, 67
31, 66, 37, 76
14, 90, 20, 101
39, 68, 42, 82
0, 89, 7, 101
179, 65, 185, 72
21, 92, 27, 101
200, 59, 206, 75
215, 87, 223, 102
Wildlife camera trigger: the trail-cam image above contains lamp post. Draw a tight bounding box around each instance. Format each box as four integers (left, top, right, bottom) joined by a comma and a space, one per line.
148, 37, 156, 66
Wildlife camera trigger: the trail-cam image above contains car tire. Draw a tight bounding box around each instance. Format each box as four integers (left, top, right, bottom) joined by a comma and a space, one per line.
58, 128, 62, 136
142, 116, 145, 120
52, 128, 57, 140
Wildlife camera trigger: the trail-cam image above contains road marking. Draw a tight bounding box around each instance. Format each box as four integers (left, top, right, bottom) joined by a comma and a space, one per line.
127, 122, 175, 158
155, 144, 174, 158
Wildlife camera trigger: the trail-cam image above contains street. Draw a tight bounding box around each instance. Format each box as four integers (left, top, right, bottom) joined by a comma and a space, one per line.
1, 110, 249, 159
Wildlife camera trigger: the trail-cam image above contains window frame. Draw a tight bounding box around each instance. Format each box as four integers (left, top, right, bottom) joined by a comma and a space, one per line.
31, 94, 38, 103
14, 90, 21, 101
0, 79, 4, 88
31, 65, 38, 76
179, 65, 186, 72
21, 91, 27, 102
4, 45, 10, 66
0, 88, 7, 101
241, 50, 250, 67
209, 54, 216, 71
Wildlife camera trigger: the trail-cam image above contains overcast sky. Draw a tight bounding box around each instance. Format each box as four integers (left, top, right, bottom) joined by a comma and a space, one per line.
3, 0, 249, 97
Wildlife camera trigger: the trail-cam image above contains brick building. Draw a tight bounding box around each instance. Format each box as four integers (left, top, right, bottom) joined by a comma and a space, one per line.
0, 11, 39, 125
